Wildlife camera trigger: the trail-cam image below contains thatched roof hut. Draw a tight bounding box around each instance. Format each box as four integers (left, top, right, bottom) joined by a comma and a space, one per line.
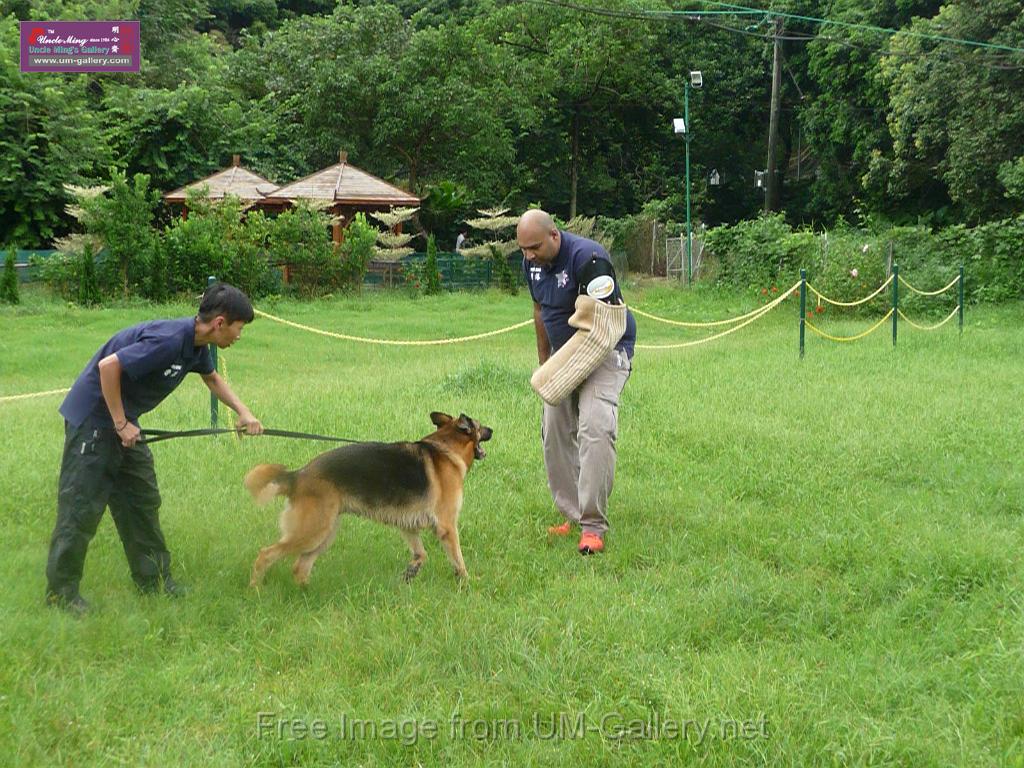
162, 155, 277, 208
259, 151, 420, 242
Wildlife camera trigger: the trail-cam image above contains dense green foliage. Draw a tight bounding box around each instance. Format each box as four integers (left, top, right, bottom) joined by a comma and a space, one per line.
2, 0, 1022, 250
704, 213, 1024, 306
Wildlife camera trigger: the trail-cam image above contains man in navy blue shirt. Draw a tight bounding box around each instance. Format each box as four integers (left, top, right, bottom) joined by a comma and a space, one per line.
519, 209, 635, 555
45, 283, 264, 615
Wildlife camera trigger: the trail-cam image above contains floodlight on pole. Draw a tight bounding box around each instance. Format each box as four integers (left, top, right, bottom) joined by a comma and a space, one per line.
672, 70, 704, 284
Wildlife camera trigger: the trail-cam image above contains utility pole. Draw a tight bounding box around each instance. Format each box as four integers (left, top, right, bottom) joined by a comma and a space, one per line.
765, 17, 783, 213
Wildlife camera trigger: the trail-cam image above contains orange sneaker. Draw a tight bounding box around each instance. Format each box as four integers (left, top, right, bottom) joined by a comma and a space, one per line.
578, 531, 604, 555
548, 521, 573, 536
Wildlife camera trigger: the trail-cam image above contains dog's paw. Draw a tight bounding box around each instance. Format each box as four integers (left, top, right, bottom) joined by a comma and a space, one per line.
403, 563, 422, 582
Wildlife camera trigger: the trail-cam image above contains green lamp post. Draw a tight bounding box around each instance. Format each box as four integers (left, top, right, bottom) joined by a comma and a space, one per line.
673, 70, 703, 284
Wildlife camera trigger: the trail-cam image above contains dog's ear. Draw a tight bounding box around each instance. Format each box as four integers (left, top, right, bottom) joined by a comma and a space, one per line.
456, 414, 473, 434
430, 411, 453, 427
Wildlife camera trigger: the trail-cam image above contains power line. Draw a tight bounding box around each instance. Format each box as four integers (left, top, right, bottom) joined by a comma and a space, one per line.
523, 0, 1024, 70
671, 0, 1024, 55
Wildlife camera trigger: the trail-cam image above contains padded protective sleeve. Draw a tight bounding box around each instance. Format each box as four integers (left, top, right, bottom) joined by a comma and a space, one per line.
530, 295, 627, 406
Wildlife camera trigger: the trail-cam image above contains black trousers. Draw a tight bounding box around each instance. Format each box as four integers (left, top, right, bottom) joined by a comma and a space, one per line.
46, 421, 169, 598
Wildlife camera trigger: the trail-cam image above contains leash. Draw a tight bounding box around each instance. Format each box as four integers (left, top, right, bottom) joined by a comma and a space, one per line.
140, 427, 364, 445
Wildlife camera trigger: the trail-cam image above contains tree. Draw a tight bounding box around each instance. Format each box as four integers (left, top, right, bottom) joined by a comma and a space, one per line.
370, 207, 420, 260
463, 206, 518, 259
0, 18, 110, 246
71, 170, 161, 297
875, 0, 1024, 223
488, 0, 676, 218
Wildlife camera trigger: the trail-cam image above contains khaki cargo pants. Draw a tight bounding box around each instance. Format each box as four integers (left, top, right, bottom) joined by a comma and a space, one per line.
541, 348, 631, 536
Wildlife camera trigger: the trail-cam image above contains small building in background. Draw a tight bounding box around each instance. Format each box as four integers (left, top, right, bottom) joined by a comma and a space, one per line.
258, 151, 420, 243
162, 155, 278, 215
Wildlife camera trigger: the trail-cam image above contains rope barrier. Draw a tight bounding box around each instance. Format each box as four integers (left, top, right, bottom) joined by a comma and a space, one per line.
898, 274, 961, 297
807, 275, 893, 307
631, 280, 801, 328
254, 308, 532, 345
805, 310, 894, 342
0, 270, 965, 406
897, 306, 961, 331
636, 283, 799, 350
0, 387, 69, 403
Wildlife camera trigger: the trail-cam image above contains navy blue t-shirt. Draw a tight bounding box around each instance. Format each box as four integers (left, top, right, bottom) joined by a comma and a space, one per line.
59, 317, 215, 428
523, 231, 636, 358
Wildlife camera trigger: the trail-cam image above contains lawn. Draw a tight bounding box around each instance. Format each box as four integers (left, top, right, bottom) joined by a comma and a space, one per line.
1, 282, 1022, 766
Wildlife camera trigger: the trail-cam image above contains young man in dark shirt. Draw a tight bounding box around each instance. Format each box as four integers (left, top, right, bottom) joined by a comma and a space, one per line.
518, 209, 636, 555
45, 283, 264, 614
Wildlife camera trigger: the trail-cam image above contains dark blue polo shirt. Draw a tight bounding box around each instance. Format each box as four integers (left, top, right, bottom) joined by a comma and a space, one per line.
59, 318, 215, 428
523, 231, 636, 358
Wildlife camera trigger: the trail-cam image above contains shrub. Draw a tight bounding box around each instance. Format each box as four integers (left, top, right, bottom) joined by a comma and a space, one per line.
1, 249, 19, 304
78, 243, 100, 306
267, 203, 336, 297
489, 244, 519, 295
704, 213, 817, 289
423, 234, 442, 295
73, 170, 161, 298
338, 213, 377, 292
32, 251, 79, 300
162, 191, 273, 296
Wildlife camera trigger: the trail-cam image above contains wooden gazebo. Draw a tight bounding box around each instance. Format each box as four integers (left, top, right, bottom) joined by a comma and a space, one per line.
162, 155, 278, 214
259, 151, 420, 243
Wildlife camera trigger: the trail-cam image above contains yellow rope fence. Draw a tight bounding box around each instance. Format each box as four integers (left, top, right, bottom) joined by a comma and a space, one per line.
632, 293, 791, 328
636, 282, 800, 350
807, 275, 893, 307
897, 306, 961, 331
0, 272, 962, 404
253, 308, 533, 345
898, 274, 961, 297
805, 310, 894, 343
0, 387, 70, 403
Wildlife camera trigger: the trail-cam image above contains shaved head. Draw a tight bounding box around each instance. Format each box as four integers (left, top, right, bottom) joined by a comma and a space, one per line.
517, 209, 561, 265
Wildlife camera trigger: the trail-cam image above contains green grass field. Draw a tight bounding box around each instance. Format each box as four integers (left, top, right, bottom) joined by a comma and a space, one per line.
2, 283, 1022, 766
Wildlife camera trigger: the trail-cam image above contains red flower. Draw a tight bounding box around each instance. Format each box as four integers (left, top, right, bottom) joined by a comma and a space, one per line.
761, 288, 768, 295
771, 285, 778, 293
815, 305, 825, 314
806, 311, 813, 319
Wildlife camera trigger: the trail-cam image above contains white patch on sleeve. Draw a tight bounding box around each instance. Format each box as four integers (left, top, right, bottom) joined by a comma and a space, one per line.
586, 275, 615, 299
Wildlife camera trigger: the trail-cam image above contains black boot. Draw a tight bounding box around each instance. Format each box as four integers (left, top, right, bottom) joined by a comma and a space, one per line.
137, 574, 188, 598
46, 589, 90, 617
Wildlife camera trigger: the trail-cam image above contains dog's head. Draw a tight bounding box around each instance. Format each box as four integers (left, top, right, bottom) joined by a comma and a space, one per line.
430, 411, 493, 459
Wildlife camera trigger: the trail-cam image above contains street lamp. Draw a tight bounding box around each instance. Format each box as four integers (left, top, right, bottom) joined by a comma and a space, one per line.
673, 70, 702, 284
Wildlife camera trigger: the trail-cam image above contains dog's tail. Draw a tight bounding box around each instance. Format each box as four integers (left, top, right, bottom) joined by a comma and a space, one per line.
244, 464, 294, 506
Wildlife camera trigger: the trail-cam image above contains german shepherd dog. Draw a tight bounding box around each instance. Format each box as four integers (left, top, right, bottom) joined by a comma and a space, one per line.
245, 412, 492, 587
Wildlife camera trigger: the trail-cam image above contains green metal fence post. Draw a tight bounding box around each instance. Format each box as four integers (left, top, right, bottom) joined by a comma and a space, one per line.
799, 269, 806, 359
959, 265, 965, 336
207, 275, 219, 428
891, 263, 899, 348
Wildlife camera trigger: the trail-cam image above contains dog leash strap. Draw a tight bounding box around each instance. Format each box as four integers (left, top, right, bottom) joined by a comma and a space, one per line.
140, 428, 239, 444
261, 428, 362, 443
139, 427, 362, 445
